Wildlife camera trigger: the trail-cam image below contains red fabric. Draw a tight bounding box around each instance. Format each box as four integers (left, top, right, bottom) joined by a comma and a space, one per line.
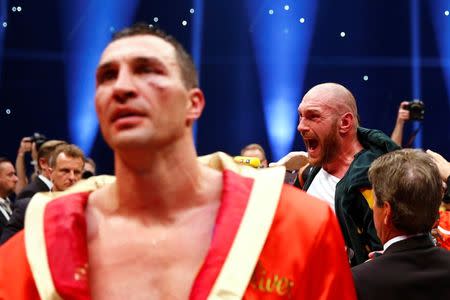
437, 210, 450, 250
0, 171, 356, 300
189, 170, 254, 299
243, 185, 356, 299
44, 192, 91, 300
0, 231, 40, 299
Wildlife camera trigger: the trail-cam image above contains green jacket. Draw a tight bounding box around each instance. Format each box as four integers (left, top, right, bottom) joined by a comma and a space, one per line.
302, 127, 400, 266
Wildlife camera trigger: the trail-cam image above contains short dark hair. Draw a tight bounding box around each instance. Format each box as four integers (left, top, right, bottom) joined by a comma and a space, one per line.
112, 23, 198, 89
37, 140, 67, 171
49, 144, 85, 168
0, 157, 12, 166
368, 149, 442, 234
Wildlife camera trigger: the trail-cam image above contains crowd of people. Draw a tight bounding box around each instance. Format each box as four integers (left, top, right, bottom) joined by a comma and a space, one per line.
0, 23, 449, 299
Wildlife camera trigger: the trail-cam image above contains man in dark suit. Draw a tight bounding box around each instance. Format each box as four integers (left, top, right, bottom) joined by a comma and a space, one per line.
0, 141, 72, 244
15, 140, 67, 199
0, 157, 18, 236
352, 149, 450, 300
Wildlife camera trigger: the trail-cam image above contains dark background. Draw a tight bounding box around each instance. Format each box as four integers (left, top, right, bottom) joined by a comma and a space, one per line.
0, 0, 448, 175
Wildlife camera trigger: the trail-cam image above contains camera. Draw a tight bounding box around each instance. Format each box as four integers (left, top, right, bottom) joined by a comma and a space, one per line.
28, 132, 47, 151
405, 99, 425, 121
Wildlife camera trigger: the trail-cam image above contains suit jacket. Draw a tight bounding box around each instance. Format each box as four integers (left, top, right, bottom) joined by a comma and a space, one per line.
15, 176, 50, 200
0, 197, 31, 244
352, 235, 450, 300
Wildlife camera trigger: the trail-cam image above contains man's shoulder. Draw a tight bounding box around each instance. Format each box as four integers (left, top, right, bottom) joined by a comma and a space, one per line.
275, 184, 335, 228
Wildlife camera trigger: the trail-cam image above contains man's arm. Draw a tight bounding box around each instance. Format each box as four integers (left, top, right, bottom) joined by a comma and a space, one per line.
426, 149, 450, 181
15, 137, 32, 194
390, 101, 410, 147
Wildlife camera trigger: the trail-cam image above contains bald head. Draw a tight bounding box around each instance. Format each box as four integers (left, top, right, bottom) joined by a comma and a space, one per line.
302, 83, 358, 124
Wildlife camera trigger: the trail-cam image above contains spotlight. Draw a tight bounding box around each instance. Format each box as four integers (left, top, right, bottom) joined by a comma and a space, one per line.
284, 5, 290, 11
11, 6, 16, 12
269, 9, 274, 15
5, 109, 11, 115
445, 10, 449, 16
340, 31, 346, 37
17, 6, 22, 12
299, 17, 305, 23
182, 20, 187, 26
153, 17, 159, 22
2, 22, 7, 28
363, 75, 369, 81
190, 8, 195, 14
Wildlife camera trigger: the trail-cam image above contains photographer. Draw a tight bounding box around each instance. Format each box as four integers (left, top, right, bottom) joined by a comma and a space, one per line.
390, 101, 410, 146
14, 133, 48, 195
390, 100, 424, 147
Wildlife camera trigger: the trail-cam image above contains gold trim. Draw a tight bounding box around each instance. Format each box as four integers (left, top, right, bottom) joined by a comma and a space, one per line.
199, 153, 285, 299
24, 175, 115, 299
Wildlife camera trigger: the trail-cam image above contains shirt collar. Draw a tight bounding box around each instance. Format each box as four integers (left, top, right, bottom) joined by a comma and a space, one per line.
383, 233, 425, 251
39, 174, 53, 190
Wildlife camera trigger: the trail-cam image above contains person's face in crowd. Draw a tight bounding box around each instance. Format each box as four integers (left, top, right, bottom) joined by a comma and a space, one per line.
241, 149, 268, 168
50, 153, 84, 192
297, 95, 341, 166
0, 162, 18, 198
95, 34, 200, 151
84, 161, 96, 175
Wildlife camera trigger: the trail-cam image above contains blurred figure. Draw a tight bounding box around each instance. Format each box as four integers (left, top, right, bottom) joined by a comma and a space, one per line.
240, 143, 268, 167
0, 144, 84, 244
352, 149, 450, 300
14, 133, 47, 194
15, 140, 66, 199
390, 101, 410, 146
0, 158, 18, 234
82, 157, 96, 179
426, 149, 450, 250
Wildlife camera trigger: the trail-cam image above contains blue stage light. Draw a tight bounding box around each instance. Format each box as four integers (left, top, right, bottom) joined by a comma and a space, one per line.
0, 0, 7, 77
246, 0, 318, 160
191, 0, 204, 144
60, 0, 139, 155
411, 0, 422, 148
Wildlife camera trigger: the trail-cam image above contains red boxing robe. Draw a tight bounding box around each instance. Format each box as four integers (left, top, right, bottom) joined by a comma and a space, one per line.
0, 153, 356, 299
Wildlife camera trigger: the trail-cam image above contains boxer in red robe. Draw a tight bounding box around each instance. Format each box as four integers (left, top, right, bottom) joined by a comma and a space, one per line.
0, 24, 356, 300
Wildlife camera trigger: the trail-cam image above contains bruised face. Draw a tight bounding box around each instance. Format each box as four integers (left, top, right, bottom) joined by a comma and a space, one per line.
297, 96, 341, 166
95, 35, 201, 151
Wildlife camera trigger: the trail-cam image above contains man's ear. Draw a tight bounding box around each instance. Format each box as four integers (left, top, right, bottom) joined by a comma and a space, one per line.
383, 201, 392, 225
339, 112, 354, 134
186, 88, 205, 125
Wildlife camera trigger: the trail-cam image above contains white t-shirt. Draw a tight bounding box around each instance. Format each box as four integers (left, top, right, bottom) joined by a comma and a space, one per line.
306, 168, 340, 212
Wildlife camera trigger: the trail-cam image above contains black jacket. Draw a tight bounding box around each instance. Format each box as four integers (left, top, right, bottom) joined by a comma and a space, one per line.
303, 127, 400, 265
352, 235, 450, 300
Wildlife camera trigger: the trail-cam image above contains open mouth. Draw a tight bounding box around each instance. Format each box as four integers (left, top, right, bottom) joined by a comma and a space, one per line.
305, 138, 319, 152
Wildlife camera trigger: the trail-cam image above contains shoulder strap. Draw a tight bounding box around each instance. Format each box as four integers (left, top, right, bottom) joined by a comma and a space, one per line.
24, 175, 115, 300
204, 154, 285, 299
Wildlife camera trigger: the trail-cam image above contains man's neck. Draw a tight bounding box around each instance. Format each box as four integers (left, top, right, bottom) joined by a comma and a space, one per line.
93, 138, 222, 221
322, 138, 363, 178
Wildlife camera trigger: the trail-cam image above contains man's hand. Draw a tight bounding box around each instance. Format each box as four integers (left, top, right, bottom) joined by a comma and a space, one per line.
426, 149, 450, 181
397, 101, 410, 124
17, 137, 33, 156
